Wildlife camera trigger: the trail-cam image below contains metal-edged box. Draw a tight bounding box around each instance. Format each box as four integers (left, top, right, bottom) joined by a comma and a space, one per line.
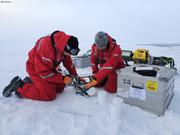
117, 64, 176, 115
72, 55, 91, 68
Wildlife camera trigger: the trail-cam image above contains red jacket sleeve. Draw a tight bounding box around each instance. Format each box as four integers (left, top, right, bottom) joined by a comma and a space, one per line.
63, 55, 77, 76
90, 45, 98, 74
94, 46, 124, 83
34, 40, 64, 84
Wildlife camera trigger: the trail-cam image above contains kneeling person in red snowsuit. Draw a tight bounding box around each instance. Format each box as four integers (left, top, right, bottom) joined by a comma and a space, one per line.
2, 31, 81, 101
85, 31, 125, 93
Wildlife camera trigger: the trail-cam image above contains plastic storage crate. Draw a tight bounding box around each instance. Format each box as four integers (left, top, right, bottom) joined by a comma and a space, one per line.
116, 64, 176, 115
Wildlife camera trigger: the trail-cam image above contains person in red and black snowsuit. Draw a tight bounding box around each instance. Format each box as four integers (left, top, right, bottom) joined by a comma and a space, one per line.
3, 31, 81, 101
85, 31, 125, 93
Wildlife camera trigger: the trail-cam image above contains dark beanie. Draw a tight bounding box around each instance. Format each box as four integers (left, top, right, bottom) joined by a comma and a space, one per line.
64, 36, 79, 53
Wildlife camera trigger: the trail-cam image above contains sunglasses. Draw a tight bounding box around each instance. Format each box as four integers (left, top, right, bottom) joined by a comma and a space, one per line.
65, 44, 80, 56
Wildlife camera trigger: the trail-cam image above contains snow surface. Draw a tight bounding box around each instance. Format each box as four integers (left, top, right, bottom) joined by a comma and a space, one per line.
0, 43, 180, 135
1, 1, 180, 134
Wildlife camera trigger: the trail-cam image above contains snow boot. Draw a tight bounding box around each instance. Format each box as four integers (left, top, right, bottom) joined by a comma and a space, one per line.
14, 76, 32, 98
2, 76, 24, 97
23, 76, 32, 83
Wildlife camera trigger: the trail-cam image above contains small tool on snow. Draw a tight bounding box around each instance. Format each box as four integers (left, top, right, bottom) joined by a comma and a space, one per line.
68, 75, 94, 97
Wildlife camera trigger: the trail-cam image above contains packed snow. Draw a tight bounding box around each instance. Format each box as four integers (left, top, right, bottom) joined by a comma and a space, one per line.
0, 43, 180, 135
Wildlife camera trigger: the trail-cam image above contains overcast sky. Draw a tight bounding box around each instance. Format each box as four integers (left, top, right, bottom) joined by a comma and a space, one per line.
0, 0, 180, 49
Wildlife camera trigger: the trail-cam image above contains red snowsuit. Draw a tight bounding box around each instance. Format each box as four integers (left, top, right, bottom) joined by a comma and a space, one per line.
91, 34, 125, 93
17, 31, 78, 101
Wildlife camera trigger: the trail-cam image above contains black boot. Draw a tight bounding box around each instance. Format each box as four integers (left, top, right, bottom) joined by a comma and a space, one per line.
23, 76, 32, 83
2, 76, 24, 97
14, 76, 32, 98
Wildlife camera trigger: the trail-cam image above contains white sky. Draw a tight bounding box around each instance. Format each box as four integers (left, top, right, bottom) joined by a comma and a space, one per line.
0, 0, 180, 48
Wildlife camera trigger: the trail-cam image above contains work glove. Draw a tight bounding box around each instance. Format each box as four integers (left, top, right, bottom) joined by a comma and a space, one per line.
63, 75, 73, 85
84, 79, 97, 90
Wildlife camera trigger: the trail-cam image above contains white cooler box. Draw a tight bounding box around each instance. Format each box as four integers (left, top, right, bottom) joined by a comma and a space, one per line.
117, 64, 176, 115
73, 55, 91, 68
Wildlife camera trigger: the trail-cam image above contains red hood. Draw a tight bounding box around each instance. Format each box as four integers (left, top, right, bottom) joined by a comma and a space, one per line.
104, 33, 115, 51
53, 31, 71, 52
107, 34, 114, 46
